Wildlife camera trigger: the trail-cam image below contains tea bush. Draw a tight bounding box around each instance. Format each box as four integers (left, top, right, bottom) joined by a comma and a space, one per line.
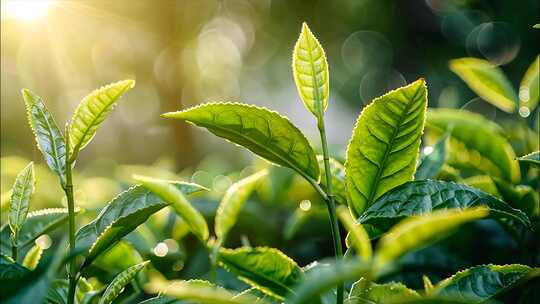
1, 23, 538, 304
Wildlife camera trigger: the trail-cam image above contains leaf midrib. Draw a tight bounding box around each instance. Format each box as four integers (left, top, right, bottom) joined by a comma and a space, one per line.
9, 170, 32, 235
365, 86, 423, 206
34, 103, 65, 173
304, 30, 323, 116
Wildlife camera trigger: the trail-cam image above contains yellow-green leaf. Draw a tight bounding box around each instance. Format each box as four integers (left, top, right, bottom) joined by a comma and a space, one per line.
98, 261, 149, 304
292, 22, 330, 117
345, 79, 428, 216
427, 108, 520, 183
69, 80, 134, 159
215, 170, 268, 243
374, 207, 488, 270
337, 206, 372, 262
134, 175, 209, 242
21, 245, 43, 270
8, 162, 35, 242
163, 103, 319, 183
519, 56, 539, 113
449, 57, 517, 112
22, 89, 66, 184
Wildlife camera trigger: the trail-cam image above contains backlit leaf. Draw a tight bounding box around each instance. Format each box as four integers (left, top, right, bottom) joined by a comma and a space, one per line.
145, 279, 256, 304
215, 170, 268, 243
68, 80, 134, 159
345, 79, 428, 216
519, 56, 539, 113
76, 182, 204, 267
449, 57, 517, 112
374, 207, 488, 269
517, 151, 540, 167
427, 108, 520, 183
347, 278, 419, 303
318, 156, 347, 205
292, 22, 330, 117
98, 260, 149, 304
134, 175, 209, 242
433, 264, 539, 303
8, 162, 34, 242
359, 180, 530, 235
415, 134, 448, 180
22, 89, 66, 184
218, 246, 303, 300
337, 206, 372, 262
22, 244, 43, 270
163, 103, 320, 183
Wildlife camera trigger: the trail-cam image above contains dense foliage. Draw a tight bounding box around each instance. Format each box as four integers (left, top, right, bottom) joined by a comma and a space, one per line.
1, 23, 538, 304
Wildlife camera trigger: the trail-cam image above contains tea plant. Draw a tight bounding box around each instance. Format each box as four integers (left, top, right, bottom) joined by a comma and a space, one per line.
1, 22, 538, 304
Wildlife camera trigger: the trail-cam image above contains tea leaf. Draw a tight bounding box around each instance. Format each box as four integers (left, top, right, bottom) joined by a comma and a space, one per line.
345, 79, 427, 216
22, 89, 66, 184
8, 162, 35, 242
433, 264, 539, 303
215, 170, 268, 243
145, 279, 256, 304
318, 156, 347, 205
449, 57, 517, 112
21, 245, 43, 270
427, 108, 520, 183
423, 275, 434, 294
98, 260, 149, 304
359, 180, 530, 234
0, 254, 28, 280
287, 259, 369, 304
492, 178, 539, 215
1, 208, 78, 255
218, 247, 303, 300
519, 56, 539, 112
134, 175, 209, 242
337, 206, 372, 262
517, 151, 540, 167
69, 80, 134, 160
347, 278, 419, 303
292, 22, 330, 118
138, 296, 178, 304
374, 207, 488, 269
76, 182, 204, 267
163, 103, 320, 183
415, 134, 448, 180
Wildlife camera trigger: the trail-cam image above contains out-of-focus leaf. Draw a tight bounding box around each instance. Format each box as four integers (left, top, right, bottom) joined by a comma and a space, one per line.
519, 56, 539, 112
318, 156, 347, 205
517, 151, 540, 167
218, 246, 303, 300
145, 279, 257, 304
1, 208, 78, 256
287, 259, 369, 304
433, 264, 539, 303
139, 296, 180, 304
461, 175, 501, 197
8, 162, 34, 242
337, 206, 372, 262
22, 244, 43, 270
345, 79, 427, 216
423, 275, 434, 294
427, 108, 520, 183
292, 22, 330, 118
374, 207, 488, 269
449, 57, 517, 112
0, 254, 28, 281
415, 135, 448, 180
134, 175, 209, 242
359, 180, 530, 235
492, 178, 539, 216
215, 170, 268, 243
98, 260, 149, 304
347, 278, 419, 303
534, 24, 540, 29
22, 89, 66, 184
163, 103, 320, 183
68, 80, 134, 159
90, 241, 142, 278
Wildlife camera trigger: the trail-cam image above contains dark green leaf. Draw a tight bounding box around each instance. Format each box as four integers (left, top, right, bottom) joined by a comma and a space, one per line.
218, 246, 303, 300
359, 180, 531, 234
415, 134, 448, 180
163, 103, 320, 183
345, 79, 427, 216
517, 151, 540, 167
22, 89, 66, 184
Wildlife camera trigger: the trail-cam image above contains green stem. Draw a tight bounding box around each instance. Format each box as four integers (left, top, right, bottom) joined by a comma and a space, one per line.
64, 129, 77, 304
11, 244, 17, 261
317, 117, 344, 304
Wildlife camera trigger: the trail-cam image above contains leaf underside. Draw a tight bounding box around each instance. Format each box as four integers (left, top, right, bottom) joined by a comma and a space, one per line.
164, 103, 319, 182
415, 134, 447, 180
345, 79, 428, 216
